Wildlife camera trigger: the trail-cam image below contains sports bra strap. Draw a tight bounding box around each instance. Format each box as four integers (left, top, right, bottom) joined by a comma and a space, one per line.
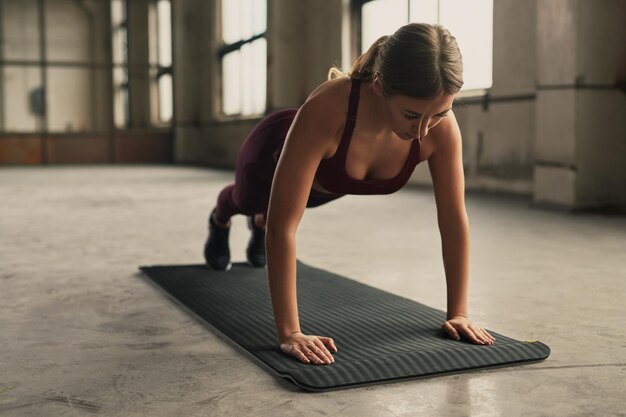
346, 77, 361, 122
333, 77, 361, 158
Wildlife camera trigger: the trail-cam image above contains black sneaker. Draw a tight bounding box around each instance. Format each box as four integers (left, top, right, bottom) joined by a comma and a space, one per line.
204, 209, 232, 271
246, 216, 266, 267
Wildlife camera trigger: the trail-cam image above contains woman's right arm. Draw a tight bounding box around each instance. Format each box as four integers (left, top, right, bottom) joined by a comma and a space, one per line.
265, 89, 340, 365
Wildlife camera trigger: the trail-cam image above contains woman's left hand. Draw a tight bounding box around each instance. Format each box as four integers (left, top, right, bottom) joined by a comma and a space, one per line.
442, 316, 496, 345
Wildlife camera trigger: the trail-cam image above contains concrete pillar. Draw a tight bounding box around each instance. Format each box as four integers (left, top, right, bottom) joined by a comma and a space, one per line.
171, 0, 213, 162
473, 0, 536, 187
267, 0, 343, 109
127, 0, 151, 128
267, 0, 303, 109
534, 0, 626, 210
81, 0, 113, 133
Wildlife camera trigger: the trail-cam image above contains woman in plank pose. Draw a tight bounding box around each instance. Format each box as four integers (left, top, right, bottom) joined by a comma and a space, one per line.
204, 23, 496, 365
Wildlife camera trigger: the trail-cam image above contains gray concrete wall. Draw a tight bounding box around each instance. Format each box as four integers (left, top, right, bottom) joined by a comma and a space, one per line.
574, 0, 626, 210
267, 0, 343, 108
172, 0, 214, 165
534, 0, 626, 210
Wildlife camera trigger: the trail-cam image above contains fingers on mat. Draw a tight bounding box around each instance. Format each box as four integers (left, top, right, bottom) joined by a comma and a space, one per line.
313, 339, 334, 363
480, 328, 496, 344
320, 336, 338, 352
302, 346, 325, 365
292, 347, 310, 364
443, 322, 460, 340
471, 325, 493, 345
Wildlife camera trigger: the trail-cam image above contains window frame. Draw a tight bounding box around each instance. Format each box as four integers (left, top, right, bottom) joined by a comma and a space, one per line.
214, 0, 268, 121
149, 0, 173, 126
112, 0, 130, 129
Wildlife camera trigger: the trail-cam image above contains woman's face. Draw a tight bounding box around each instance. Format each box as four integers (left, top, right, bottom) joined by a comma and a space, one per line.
385, 93, 455, 141
372, 76, 455, 141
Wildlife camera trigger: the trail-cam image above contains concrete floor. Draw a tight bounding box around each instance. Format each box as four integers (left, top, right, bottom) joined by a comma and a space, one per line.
1, 166, 624, 416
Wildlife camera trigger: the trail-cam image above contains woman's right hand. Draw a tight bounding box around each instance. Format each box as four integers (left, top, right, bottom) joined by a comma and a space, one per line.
279, 332, 337, 365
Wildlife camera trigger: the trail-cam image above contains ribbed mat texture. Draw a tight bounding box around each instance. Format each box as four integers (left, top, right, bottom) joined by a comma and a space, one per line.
140, 261, 550, 391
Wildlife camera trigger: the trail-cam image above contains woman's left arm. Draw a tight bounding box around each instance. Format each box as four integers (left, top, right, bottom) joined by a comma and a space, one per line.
427, 111, 495, 345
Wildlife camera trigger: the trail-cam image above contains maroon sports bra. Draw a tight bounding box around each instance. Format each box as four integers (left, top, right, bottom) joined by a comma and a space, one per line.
313, 77, 422, 195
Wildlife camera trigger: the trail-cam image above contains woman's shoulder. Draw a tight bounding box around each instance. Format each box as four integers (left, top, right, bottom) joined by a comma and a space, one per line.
426, 109, 462, 161
305, 76, 352, 104
298, 77, 353, 134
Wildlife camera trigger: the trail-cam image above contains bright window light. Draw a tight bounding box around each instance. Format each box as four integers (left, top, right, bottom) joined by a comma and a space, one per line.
222, 51, 242, 115
220, 0, 267, 116
111, 0, 129, 128
156, 0, 173, 123
438, 0, 492, 91
158, 73, 173, 123
221, 0, 242, 44
157, 0, 172, 67
409, 0, 438, 23
361, 0, 493, 92
362, 0, 407, 49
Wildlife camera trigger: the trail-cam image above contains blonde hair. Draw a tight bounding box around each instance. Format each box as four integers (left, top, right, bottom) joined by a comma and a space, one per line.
327, 66, 348, 80
328, 23, 464, 98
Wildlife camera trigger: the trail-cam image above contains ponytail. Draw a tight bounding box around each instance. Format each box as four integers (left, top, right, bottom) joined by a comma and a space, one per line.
327, 35, 389, 81
349, 35, 389, 80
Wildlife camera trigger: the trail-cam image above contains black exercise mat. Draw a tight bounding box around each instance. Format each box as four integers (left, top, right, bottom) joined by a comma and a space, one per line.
139, 261, 550, 391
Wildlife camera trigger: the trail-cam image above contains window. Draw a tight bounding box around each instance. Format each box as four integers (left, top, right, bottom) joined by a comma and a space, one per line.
113, 0, 172, 128
359, 0, 493, 92
150, 0, 173, 124
0, 0, 111, 133
111, 0, 129, 128
0, 0, 172, 133
0, 0, 42, 132
219, 0, 267, 116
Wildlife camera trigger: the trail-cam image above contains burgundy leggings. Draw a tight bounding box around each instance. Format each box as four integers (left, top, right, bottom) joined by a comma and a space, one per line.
213, 109, 343, 224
